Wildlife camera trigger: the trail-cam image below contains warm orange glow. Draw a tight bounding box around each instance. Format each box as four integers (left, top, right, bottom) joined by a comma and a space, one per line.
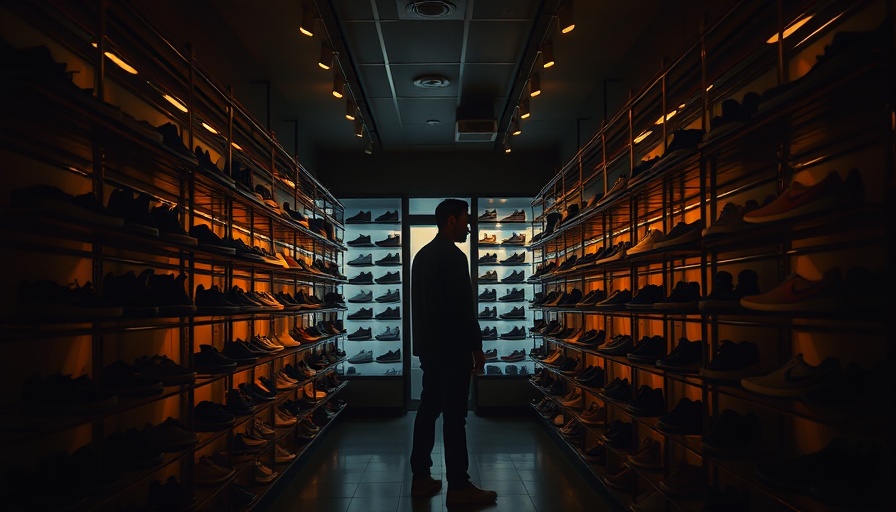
164, 94, 188, 113
91, 43, 137, 74
558, 1, 574, 34
519, 98, 530, 119
300, 8, 315, 37
634, 130, 652, 144
529, 74, 541, 97
231, 142, 243, 151
542, 41, 555, 68
345, 100, 357, 121
767, 15, 813, 43
202, 122, 218, 134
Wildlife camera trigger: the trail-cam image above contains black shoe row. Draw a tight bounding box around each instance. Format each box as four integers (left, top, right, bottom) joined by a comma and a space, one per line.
347, 271, 401, 285
477, 252, 526, 265
476, 305, 526, 320
345, 210, 400, 223
346, 306, 401, 320
347, 233, 401, 247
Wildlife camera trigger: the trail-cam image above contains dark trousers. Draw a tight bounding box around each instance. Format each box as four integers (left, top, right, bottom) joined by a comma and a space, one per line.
410, 357, 471, 488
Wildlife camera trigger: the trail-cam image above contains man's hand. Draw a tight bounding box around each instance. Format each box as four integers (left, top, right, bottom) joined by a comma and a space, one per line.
472, 350, 486, 375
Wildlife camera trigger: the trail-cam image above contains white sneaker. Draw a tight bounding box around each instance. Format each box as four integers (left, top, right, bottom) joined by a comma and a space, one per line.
627, 229, 665, 255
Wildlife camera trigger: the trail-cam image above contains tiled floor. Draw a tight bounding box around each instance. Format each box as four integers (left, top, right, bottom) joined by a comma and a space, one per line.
265, 412, 619, 512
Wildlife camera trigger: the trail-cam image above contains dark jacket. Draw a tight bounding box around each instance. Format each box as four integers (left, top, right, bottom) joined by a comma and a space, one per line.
411, 233, 482, 362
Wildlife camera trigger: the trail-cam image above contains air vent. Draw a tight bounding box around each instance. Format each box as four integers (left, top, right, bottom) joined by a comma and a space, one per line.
455, 119, 497, 142
413, 75, 450, 89
405, 1, 456, 18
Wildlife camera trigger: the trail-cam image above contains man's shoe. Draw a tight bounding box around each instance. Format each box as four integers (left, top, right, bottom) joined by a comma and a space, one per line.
446, 483, 497, 506
411, 476, 442, 497
743, 169, 862, 224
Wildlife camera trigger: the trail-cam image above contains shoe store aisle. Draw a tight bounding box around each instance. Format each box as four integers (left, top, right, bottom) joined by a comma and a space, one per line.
264, 412, 619, 512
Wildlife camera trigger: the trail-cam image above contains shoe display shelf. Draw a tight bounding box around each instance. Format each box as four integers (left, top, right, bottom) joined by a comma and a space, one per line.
340, 198, 405, 377
526, 2, 893, 512
0, 3, 349, 511
474, 197, 537, 378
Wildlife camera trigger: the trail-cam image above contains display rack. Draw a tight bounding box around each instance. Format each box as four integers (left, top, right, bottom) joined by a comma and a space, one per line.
527, 1, 893, 511
341, 198, 405, 377
473, 197, 537, 378
0, 1, 347, 510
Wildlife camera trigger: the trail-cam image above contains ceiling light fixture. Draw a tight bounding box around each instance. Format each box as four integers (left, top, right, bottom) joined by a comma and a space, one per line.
299, 7, 315, 37
634, 130, 652, 144
364, 141, 373, 154
231, 142, 243, 151
91, 43, 137, 74
202, 122, 218, 134
511, 117, 522, 136
345, 100, 357, 121
405, 0, 457, 18
528, 74, 541, 97
503, 140, 512, 153
354, 119, 364, 138
541, 40, 555, 68
318, 44, 334, 70
332, 75, 345, 99
163, 94, 188, 113
558, 0, 575, 34
519, 97, 530, 119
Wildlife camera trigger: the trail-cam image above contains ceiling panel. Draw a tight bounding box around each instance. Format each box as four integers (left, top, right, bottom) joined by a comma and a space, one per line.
471, 0, 539, 20
381, 21, 465, 63
357, 65, 394, 98
401, 122, 455, 145
460, 63, 515, 101
390, 64, 460, 97
340, 21, 385, 64
396, 97, 457, 125
332, 0, 374, 21
465, 21, 530, 63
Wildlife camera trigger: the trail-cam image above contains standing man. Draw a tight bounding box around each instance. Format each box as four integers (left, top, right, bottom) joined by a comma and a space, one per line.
409, 199, 497, 506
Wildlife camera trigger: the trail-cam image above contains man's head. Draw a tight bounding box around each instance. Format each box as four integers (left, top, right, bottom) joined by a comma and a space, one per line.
435, 198, 470, 243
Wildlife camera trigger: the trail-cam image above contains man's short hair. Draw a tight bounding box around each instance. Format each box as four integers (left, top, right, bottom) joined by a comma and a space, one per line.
435, 199, 469, 229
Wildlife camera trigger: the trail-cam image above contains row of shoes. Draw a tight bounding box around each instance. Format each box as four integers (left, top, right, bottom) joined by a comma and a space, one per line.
346, 306, 401, 320
342, 367, 402, 376
345, 210, 400, 223
532, 167, 865, 254
478, 287, 526, 302
478, 232, 527, 245
346, 253, 401, 266
346, 326, 401, 341
478, 270, 526, 283
346, 348, 401, 364
477, 251, 527, 265
480, 326, 527, 340
478, 209, 526, 222
347, 288, 400, 303
484, 364, 529, 375
16, 275, 344, 319
477, 305, 526, 320
347, 270, 401, 285
483, 348, 527, 362
346, 233, 401, 247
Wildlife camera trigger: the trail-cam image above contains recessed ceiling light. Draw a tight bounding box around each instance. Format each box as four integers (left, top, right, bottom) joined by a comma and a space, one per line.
426, 119, 441, 125
406, 1, 456, 18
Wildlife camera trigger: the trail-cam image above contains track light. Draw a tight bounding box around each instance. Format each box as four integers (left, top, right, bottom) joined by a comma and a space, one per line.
332, 75, 344, 98
503, 141, 512, 154
519, 97, 530, 119
511, 117, 522, 136
318, 44, 334, 70
528, 74, 541, 97
345, 100, 357, 121
354, 119, 364, 138
558, 0, 575, 34
542, 40, 555, 68
364, 141, 373, 154
300, 7, 315, 37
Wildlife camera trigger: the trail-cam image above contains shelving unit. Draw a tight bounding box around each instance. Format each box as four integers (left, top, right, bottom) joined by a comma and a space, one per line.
341, 198, 405, 376
473, 197, 537, 378
526, 1, 893, 511
0, 2, 348, 510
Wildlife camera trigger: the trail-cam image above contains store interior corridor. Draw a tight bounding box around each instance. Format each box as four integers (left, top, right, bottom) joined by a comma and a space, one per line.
264, 412, 617, 512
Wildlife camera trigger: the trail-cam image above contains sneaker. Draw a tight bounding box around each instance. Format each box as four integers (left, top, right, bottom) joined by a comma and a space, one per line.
626, 386, 664, 416
375, 253, 401, 266
348, 290, 373, 303
499, 306, 526, 319
656, 337, 703, 373
741, 354, 840, 398
740, 268, 843, 312
627, 229, 665, 255
500, 210, 526, 222
501, 232, 526, 245
743, 169, 862, 223
625, 284, 665, 309
479, 233, 498, 245
478, 288, 497, 302
702, 201, 759, 237
653, 219, 703, 249
374, 289, 400, 302
599, 377, 631, 403
195, 455, 234, 486
375, 326, 400, 341
374, 210, 399, 222
445, 483, 497, 506
603, 466, 632, 489
500, 252, 526, 265
478, 209, 497, 222
347, 234, 373, 246
654, 281, 701, 309
347, 307, 373, 320
593, 289, 632, 309
193, 401, 235, 432
502, 270, 526, 283
345, 210, 371, 223
347, 350, 373, 364
102, 361, 163, 397
348, 271, 374, 284
626, 336, 666, 364
374, 307, 400, 319
375, 349, 401, 363
375, 271, 401, 284
479, 270, 498, 282
701, 340, 760, 381
497, 288, 525, 302
347, 254, 373, 266
375, 234, 401, 247
657, 398, 702, 435
478, 252, 498, 264
133, 354, 195, 385
478, 306, 497, 319
253, 461, 278, 484
596, 334, 633, 356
